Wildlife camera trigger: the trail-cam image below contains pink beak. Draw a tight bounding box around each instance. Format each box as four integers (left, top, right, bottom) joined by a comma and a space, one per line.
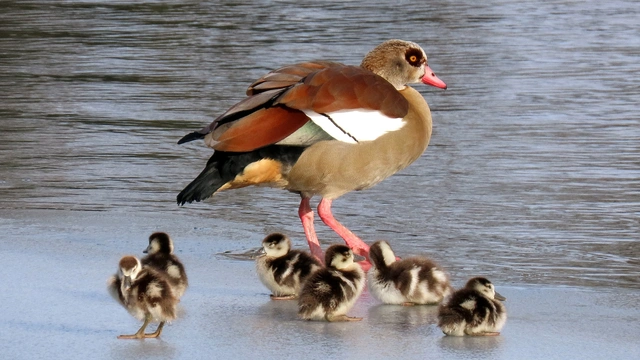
421, 65, 447, 89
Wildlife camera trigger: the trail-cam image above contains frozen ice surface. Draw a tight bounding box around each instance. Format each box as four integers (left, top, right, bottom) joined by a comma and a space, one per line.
1, 210, 639, 360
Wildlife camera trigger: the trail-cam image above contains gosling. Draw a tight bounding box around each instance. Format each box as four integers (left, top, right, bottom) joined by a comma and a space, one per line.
437, 277, 507, 336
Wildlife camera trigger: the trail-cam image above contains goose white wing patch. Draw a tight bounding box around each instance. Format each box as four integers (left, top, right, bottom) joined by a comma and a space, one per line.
303, 109, 405, 144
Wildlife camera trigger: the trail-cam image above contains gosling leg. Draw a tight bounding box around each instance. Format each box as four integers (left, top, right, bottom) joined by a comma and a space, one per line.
118, 315, 150, 339
144, 321, 165, 338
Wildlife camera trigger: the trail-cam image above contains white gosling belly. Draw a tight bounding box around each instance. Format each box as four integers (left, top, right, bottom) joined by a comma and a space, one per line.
441, 321, 467, 336
256, 259, 297, 296
367, 270, 406, 304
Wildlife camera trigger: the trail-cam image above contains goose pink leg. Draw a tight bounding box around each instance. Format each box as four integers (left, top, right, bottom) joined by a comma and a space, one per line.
317, 198, 371, 271
298, 197, 325, 263
299, 197, 372, 271
317, 199, 370, 258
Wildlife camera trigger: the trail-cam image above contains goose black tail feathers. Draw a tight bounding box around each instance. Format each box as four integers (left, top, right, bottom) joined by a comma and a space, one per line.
176, 146, 307, 206
177, 154, 228, 205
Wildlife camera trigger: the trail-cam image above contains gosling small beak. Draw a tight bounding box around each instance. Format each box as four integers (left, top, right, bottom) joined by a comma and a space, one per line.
494, 291, 506, 301
123, 276, 132, 292
354, 253, 367, 262
143, 246, 149, 254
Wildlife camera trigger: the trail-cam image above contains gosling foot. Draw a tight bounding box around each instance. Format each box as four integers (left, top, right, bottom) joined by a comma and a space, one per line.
325, 314, 363, 322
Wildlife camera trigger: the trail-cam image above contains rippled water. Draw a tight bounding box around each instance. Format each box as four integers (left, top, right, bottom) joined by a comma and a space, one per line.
0, 0, 638, 289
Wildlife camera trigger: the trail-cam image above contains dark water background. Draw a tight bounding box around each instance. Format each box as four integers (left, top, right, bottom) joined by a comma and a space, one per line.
1, 0, 638, 289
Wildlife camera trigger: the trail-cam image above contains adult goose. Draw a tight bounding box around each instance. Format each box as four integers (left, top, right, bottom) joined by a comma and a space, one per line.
177, 39, 446, 264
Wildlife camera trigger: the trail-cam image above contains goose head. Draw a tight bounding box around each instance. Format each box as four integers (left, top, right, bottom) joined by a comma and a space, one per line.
360, 39, 447, 90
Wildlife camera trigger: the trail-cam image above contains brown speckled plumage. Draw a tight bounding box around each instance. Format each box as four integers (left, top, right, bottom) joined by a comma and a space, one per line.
256, 233, 322, 299
107, 255, 178, 339
298, 245, 365, 321
368, 240, 452, 305
141, 232, 188, 299
437, 277, 507, 336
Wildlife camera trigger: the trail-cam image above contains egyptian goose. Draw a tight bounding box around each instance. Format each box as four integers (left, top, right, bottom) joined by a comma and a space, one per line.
177, 39, 447, 264
141, 232, 189, 298
298, 244, 365, 322
255, 233, 322, 300
367, 240, 452, 305
437, 277, 507, 336
107, 255, 178, 339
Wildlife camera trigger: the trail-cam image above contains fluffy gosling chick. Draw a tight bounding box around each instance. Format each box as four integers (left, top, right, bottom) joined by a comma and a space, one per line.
107, 255, 177, 339
256, 233, 322, 300
368, 240, 452, 305
437, 277, 507, 336
298, 244, 365, 322
141, 232, 188, 299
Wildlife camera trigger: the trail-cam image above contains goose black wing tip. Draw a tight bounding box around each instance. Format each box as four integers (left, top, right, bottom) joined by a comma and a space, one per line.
177, 131, 206, 145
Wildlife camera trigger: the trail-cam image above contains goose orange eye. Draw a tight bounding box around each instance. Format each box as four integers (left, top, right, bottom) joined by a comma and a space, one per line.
409, 55, 417, 62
